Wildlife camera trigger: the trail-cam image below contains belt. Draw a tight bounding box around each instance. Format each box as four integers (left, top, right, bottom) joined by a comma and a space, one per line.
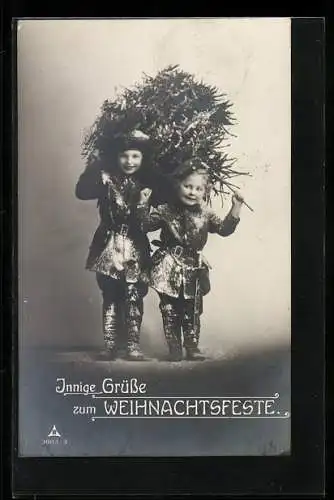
168, 245, 200, 261
151, 240, 201, 262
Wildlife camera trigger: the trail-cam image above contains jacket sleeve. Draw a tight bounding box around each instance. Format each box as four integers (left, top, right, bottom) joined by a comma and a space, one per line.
75, 161, 105, 200
133, 203, 164, 233
208, 209, 240, 237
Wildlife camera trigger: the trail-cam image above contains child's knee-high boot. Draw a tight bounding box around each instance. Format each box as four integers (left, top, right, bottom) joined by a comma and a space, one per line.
100, 301, 119, 360
159, 303, 183, 361
125, 284, 145, 361
182, 301, 205, 361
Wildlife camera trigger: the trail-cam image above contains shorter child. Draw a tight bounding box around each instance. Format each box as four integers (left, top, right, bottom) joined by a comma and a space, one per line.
137, 159, 244, 361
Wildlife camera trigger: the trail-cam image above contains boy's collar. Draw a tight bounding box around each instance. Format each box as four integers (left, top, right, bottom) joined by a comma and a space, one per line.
174, 199, 203, 213
114, 172, 140, 184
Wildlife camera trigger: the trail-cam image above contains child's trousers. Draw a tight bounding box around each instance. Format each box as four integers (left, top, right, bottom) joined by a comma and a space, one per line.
158, 293, 203, 357
96, 273, 148, 357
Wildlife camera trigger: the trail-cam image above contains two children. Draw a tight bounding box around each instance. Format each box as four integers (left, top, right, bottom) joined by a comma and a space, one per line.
76, 134, 243, 361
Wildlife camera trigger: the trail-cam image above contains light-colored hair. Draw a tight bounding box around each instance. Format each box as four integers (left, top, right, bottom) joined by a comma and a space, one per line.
172, 162, 212, 201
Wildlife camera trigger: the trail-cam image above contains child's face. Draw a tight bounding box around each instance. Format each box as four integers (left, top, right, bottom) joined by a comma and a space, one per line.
117, 149, 143, 175
177, 173, 206, 207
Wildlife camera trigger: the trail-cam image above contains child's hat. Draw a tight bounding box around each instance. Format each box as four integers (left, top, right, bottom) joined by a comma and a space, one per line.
114, 129, 151, 153
171, 158, 209, 179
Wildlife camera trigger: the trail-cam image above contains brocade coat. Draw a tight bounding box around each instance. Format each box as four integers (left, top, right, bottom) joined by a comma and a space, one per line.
75, 162, 151, 283
137, 201, 240, 299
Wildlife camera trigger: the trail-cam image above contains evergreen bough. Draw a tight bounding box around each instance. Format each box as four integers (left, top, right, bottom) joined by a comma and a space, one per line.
82, 64, 249, 204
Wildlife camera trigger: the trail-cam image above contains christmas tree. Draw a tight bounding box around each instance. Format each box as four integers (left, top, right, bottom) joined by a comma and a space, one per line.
82, 64, 249, 204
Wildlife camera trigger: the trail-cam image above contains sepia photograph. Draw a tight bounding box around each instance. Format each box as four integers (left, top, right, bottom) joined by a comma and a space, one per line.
17, 18, 291, 456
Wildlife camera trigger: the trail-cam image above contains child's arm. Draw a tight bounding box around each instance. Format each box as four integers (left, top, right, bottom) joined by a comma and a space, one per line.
208, 193, 244, 236
133, 189, 164, 232
75, 161, 106, 200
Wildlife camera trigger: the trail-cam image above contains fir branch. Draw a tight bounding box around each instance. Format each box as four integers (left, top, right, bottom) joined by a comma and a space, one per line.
82, 65, 250, 203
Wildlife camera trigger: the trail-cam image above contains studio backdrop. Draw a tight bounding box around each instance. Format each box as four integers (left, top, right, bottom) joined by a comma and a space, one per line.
17, 18, 291, 457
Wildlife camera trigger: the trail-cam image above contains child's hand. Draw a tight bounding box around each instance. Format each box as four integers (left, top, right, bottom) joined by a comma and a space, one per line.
139, 188, 152, 204
232, 191, 244, 207
230, 190, 244, 218
101, 171, 111, 185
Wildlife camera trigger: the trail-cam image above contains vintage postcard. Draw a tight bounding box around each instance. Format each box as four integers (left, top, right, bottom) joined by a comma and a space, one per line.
17, 18, 291, 457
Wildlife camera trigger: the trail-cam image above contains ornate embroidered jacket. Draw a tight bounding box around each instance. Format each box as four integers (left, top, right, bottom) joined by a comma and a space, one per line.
136, 202, 240, 299
75, 162, 151, 283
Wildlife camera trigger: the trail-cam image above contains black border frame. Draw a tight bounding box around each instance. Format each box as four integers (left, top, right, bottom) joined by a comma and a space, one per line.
4, 17, 325, 497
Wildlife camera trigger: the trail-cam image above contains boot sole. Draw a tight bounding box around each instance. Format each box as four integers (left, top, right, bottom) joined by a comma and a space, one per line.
125, 353, 147, 361
185, 355, 206, 361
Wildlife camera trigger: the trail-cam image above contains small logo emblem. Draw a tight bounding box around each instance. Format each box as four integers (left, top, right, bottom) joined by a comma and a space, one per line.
48, 425, 61, 438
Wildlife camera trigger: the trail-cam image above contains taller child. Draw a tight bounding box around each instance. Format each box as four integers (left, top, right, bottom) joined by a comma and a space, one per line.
75, 130, 153, 361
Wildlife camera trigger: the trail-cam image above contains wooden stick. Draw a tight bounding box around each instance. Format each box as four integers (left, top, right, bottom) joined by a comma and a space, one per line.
224, 181, 254, 213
